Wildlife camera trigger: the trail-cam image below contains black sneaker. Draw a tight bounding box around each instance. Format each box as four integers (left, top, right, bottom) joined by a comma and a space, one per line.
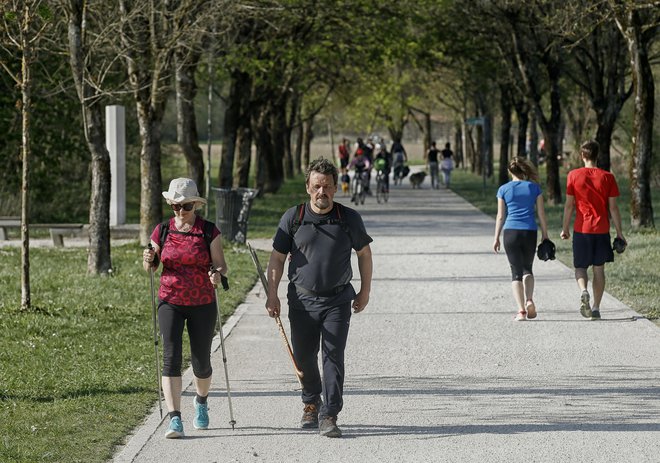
591, 310, 601, 320
319, 416, 342, 438
300, 401, 321, 429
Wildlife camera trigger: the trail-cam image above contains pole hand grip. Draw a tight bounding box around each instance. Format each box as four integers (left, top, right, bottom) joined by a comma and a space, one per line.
210, 265, 229, 291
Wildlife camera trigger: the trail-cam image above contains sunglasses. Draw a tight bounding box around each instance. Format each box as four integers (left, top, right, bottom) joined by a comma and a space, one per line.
171, 202, 195, 212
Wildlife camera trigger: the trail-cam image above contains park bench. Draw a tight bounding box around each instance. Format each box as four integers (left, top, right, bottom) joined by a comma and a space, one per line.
0, 216, 85, 247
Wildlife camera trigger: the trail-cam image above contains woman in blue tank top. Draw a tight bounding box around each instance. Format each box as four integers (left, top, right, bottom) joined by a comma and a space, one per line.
493, 157, 549, 321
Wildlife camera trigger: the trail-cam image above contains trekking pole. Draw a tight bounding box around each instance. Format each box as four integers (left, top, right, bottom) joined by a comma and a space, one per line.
246, 243, 304, 386
147, 244, 163, 420
210, 266, 236, 430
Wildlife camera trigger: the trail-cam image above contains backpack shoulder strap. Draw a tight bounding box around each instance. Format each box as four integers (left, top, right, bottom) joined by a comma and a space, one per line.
334, 203, 353, 245
202, 219, 215, 255
158, 220, 170, 249
289, 203, 306, 238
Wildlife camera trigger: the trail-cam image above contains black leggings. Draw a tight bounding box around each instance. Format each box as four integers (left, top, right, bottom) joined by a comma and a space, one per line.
503, 229, 537, 281
158, 300, 217, 378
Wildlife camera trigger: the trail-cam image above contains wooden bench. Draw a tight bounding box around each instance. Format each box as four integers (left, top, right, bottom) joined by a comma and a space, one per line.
0, 217, 85, 247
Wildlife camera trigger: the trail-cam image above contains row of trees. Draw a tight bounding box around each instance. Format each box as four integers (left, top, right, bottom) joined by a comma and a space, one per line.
1, 0, 658, 310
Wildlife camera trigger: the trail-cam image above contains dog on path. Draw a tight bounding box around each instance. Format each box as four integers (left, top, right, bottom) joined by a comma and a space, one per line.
409, 171, 426, 189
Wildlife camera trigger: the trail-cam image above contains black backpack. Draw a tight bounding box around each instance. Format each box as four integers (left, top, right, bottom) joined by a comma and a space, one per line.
289, 203, 353, 247
158, 219, 216, 255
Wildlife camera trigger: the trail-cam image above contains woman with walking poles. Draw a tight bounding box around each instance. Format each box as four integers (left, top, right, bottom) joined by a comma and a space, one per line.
142, 178, 228, 438
493, 157, 549, 321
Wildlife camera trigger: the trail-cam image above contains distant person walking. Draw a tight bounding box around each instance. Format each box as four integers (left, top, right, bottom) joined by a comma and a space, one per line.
338, 138, 350, 172
391, 138, 408, 184
493, 158, 549, 321
265, 158, 373, 438
561, 141, 626, 320
426, 141, 440, 189
142, 178, 229, 438
440, 142, 454, 188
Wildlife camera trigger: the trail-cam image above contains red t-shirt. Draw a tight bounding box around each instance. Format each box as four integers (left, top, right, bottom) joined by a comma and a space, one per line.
338, 144, 349, 160
150, 216, 221, 306
566, 167, 620, 234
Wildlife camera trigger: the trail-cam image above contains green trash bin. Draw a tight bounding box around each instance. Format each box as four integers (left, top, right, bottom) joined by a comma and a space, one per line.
213, 187, 259, 243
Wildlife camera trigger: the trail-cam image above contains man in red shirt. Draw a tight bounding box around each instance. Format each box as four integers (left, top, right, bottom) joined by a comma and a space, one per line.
561, 140, 626, 320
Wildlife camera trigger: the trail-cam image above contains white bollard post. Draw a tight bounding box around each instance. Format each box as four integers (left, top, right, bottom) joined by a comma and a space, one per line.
106, 105, 126, 226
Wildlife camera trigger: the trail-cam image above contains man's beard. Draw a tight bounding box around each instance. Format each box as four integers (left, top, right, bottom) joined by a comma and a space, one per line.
314, 196, 330, 209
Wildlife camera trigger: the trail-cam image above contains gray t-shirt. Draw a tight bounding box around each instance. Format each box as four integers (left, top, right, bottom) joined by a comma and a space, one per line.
272, 202, 372, 310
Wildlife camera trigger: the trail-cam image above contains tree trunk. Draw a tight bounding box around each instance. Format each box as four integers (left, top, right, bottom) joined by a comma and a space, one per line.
252, 107, 271, 193
529, 110, 539, 166
219, 71, 244, 188
288, 91, 301, 175
235, 122, 252, 188
265, 103, 285, 193
475, 123, 483, 175
620, 10, 655, 229
301, 116, 314, 171
513, 99, 528, 158
20, 32, 32, 311
235, 82, 253, 188
273, 100, 292, 180
595, 117, 615, 172
454, 122, 463, 169
119, 0, 173, 245
499, 89, 512, 186
175, 49, 204, 191
294, 113, 304, 173
66, 0, 112, 275
137, 105, 164, 245
538, 100, 563, 207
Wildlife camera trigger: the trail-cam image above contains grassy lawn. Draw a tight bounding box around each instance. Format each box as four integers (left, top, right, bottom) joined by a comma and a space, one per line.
450, 167, 660, 321
0, 172, 308, 463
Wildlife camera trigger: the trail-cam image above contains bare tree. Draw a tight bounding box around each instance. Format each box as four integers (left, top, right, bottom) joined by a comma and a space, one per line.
64, 0, 113, 275
118, 0, 214, 244
0, 0, 52, 309
612, 3, 658, 229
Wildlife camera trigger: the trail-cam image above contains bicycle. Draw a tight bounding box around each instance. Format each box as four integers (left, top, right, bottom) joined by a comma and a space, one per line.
376, 170, 389, 204
351, 169, 367, 205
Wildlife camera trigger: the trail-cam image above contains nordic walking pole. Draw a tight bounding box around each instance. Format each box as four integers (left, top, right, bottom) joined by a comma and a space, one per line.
147, 244, 163, 419
246, 243, 304, 386
210, 266, 236, 430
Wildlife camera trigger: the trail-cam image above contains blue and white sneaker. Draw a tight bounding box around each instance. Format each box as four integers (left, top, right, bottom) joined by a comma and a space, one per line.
165, 416, 184, 439
193, 397, 209, 430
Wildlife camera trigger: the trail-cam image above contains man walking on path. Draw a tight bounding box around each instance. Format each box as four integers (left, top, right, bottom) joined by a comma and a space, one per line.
265, 157, 373, 438
561, 140, 626, 320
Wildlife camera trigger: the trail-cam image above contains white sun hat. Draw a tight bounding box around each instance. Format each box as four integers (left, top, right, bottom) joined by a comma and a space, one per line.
162, 178, 207, 205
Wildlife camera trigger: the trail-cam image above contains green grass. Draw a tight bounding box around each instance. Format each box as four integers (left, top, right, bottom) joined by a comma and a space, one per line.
450, 167, 660, 321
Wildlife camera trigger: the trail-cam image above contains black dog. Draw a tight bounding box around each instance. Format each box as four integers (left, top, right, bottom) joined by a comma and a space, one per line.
409, 171, 427, 189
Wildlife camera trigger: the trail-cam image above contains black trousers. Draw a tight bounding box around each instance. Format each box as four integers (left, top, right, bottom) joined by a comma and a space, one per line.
288, 302, 352, 418
158, 300, 217, 378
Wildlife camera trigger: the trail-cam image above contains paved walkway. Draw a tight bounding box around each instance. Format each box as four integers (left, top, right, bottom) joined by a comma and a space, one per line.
113, 179, 660, 463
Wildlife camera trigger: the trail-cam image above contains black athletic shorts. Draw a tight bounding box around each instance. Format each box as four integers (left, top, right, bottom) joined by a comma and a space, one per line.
572, 231, 613, 268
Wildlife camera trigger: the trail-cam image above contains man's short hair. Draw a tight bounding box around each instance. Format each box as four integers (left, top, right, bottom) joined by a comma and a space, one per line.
306, 157, 338, 186
580, 140, 599, 162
